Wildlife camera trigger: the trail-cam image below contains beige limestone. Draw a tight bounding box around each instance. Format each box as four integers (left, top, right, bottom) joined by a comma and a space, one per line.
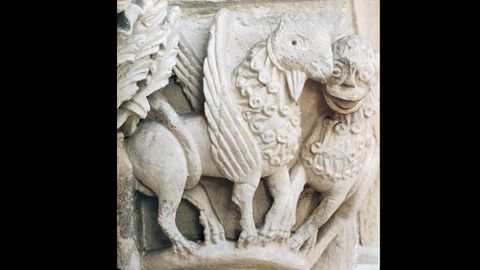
117, 1, 379, 269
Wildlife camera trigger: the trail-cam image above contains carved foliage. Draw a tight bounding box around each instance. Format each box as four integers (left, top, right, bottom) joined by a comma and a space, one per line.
117, 0, 180, 135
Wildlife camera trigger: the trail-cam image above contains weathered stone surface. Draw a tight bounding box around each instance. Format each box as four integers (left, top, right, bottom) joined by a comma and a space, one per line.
353, 0, 379, 51
353, 0, 379, 249
201, 178, 272, 240
117, 1, 379, 269
358, 171, 379, 246
144, 241, 311, 270
140, 194, 204, 251
117, 133, 141, 270
312, 220, 356, 270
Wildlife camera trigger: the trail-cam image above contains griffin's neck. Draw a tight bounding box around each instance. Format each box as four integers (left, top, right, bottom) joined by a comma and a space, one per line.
233, 42, 302, 167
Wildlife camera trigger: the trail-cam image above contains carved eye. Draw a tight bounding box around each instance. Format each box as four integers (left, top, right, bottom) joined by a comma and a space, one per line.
289, 36, 304, 47
332, 62, 345, 77
332, 66, 342, 78
330, 61, 347, 84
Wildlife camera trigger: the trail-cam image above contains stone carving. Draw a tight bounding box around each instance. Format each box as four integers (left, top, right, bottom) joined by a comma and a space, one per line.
125, 8, 333, 256
287, 35, 379, 256
173, 33, 205, 112
117, 0, 180, 136
117, 4, 379, 270
117, 1, 180, 269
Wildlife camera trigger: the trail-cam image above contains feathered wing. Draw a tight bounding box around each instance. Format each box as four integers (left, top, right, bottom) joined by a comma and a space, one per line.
117, 1, 180, 136
173, 33, 205, 112
203, 10, 261, 182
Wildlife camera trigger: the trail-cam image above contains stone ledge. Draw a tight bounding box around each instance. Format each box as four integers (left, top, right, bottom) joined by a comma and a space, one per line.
142, 241, 311, 270
169, 0, 327, 8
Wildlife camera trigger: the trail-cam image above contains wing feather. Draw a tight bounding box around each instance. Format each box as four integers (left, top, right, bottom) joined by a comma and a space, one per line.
203, 10, 261, 182
173, 34, 205, 111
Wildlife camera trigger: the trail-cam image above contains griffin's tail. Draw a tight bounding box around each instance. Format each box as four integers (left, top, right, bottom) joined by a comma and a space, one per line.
148, 94, 202, 189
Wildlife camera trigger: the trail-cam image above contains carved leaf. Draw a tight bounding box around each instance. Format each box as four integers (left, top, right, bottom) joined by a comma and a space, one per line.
203, 9, 261, 182
117, 1, 180, 135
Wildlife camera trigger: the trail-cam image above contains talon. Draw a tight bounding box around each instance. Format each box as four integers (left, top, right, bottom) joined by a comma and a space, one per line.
237, 230, 257, 248
288, 235, 304, 250
259, 228, 276, 239
276, 230, 290, 244
203, 219, 226, 246
171, 240, 197, 257
290, 241, 301, 251
211, 228, 225, 244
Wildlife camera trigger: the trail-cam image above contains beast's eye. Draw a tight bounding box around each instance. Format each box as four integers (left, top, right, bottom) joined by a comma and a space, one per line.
329, 61, 347, 85
332, 62, 345, 78
332, 66, 342, 77
289, 36, 304, 47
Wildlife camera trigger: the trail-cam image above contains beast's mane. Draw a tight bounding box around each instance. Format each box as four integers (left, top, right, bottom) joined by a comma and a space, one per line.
301, 78, 378, 182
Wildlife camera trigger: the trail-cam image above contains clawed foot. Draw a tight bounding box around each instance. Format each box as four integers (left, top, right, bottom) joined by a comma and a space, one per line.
171, 239, 197, 257
288, 229, 312, 251
237, 227, 257, 248
301, 229, 318, 254
258, 226, 290, 245
199, 210, 226, 245
288, 233, 304, 251
205, 224, 226, 245
259, 208, 296, 245
288, 222, 318, 250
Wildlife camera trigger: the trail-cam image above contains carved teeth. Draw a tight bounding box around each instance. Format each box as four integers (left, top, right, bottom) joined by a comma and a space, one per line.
285, 70, 306, 102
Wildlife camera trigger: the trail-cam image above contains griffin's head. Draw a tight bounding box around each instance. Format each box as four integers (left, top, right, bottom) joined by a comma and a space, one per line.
324, 35, 376, 114
267, 14, 333, 101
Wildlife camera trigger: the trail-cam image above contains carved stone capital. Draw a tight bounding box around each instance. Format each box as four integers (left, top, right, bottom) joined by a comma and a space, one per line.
117, 2, 379, 270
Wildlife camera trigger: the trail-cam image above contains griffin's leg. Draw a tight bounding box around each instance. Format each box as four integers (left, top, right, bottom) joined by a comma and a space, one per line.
282, 164, 308, 239
147, 167, 196, 257
232, 171, 260, 248
126, 121, 196, 256
157, 192, 197, 257
183, 183, 226, 245
136, 164, 196, 256
259, 166, 292, 243
288, 184, 351, 250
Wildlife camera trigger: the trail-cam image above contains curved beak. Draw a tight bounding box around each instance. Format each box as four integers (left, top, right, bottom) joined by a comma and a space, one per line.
309, 58, 333, 84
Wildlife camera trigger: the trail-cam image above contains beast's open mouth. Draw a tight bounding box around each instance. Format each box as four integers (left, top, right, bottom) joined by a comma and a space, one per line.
324, 92, 363, 114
